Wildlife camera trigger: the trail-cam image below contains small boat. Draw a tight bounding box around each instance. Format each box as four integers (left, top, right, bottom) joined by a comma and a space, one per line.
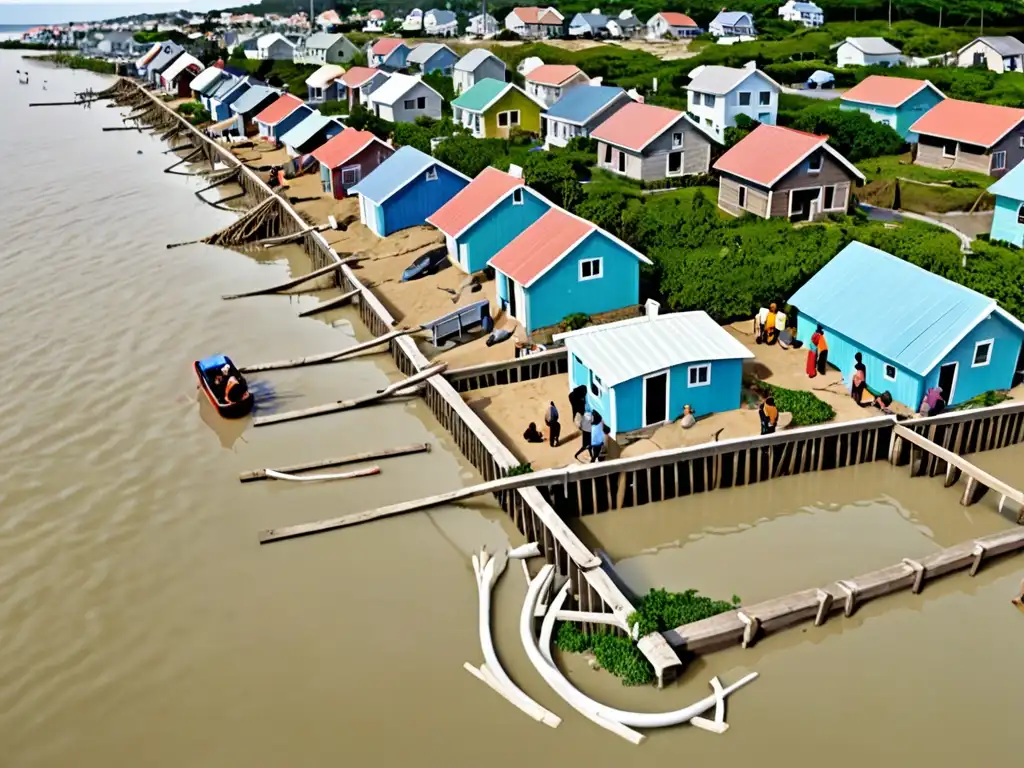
194, 354, 254, 418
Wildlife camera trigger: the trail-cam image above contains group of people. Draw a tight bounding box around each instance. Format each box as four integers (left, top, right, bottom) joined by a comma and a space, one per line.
756, 303, 797, 350
522, 388, 611, 462
211, 364, 246, 404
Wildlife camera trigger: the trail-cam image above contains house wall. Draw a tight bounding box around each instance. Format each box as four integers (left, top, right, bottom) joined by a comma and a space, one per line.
923, 313, 1024, 405
327, 142, 395, 199
522, 231, 640, 332
483, 88, 541, 138
420, 49, 458, 74
264, 107, 312, 141
639, 117, 712, 181
568, 353, 613, 429
836, 43, 901, 68
527, 73, 588, 108
990, 194, 1024, 246
956, 41, 1017, 73
841, 88, 942, 140
380, 82, 443, 123
916, 134, 993, 175
989, 129, 1024, 177
718, 174, 770, 217
360, 196, 387, 236
378, 164, 469, 236
263, 39, 293, 60
687, 71, 778, 142
459, 190, 550, 273
771, 150, 855, 217
595, 141, 643, 180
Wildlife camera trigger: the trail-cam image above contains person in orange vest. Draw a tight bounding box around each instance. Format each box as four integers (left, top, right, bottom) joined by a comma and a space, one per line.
815, 325, 830, 376
759, 396, 779, 435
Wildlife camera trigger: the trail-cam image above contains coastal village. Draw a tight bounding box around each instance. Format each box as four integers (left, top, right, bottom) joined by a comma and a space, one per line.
12, 0, 1024, 745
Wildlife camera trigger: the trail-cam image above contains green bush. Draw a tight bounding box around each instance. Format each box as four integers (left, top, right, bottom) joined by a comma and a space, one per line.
508, 462, 534, 476
554, 623, 654, 686
319, 99, 349, 116
560, 312, 590, 331
787, 104, 906, 162
627, 588, 739, 638
758, 382, 836, 426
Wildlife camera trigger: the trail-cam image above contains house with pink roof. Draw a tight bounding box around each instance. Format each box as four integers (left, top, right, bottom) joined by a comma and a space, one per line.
524, 64, 590, 107
368, 37, 411, 70
505, 7, 564, 38
646, 12, 702, 38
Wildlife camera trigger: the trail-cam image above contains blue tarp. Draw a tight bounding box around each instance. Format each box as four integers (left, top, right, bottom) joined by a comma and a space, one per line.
198, 354, 229, 372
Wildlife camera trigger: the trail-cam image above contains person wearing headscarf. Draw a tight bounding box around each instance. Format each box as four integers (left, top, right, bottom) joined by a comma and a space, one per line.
759, 396, 779, 435
850, 352, 867, 404
814, 326, 829, 376
807, 328, 820, 378
763, 303, 779, 345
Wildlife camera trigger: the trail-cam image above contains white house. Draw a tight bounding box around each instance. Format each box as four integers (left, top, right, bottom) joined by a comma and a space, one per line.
256, 32, 295, 60
778, 0, 823, 27
367, 73, 444, 123
955, 36, 1024, 73
424, 9, 459, 36
402, 8, 424, 32
525, 64, 590, 108
709, 10, 756, 37
836, 37, 902, 68
646, 12, 702, 39
363, 9, 386, 32
469, 13, 499, 36
685, 63, 780, 141
569, 12, 611, 37
454, 48, 507, 94
505, 7, 564, 39
293, 32, 358, 65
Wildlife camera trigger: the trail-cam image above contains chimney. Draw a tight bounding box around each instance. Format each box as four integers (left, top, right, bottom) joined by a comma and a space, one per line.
590, 76, 603, 86
744, 60, 757, 70
508, 163, 523, 179
645, 299, 660, 319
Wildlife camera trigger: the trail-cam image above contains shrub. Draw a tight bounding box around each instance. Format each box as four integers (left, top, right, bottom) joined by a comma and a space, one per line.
508, 462, 534, 476
560, 312, 590, 331
627, 588, 739, 638
554, 623, 654, 686
758, 383, 836, 426
432, 134, 508, 178
494, 29, 521, 40
788, 104, 906, 162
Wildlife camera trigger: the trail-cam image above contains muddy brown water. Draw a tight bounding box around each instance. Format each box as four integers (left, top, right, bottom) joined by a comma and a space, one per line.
3, 55, 1023, 767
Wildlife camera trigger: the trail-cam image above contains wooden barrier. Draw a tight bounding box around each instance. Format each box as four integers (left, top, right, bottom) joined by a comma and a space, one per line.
445, 349, 569, 393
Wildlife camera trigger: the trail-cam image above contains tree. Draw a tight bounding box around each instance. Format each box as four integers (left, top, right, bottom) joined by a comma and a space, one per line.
432, 134, 508, 177
524, 153, 583, 211
790, 105, 905, 161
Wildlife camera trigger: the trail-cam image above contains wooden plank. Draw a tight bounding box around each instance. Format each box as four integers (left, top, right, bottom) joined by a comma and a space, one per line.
297, 288, 359, 317
221, 261, 344, 300
238, 442, 430, 482
239, 328, 420, 373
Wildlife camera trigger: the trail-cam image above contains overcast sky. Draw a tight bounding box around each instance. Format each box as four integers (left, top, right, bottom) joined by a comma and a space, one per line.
0, 1, 226, 25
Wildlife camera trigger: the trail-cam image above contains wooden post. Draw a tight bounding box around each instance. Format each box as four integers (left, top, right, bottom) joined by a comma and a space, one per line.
737, 611, 760, 649
221, 261, 345, 300
969, 543, 987, 577
944, 463, 962, 488
814, 589, 833, 626
902, 558, 925, 593
835, 580, 858, 617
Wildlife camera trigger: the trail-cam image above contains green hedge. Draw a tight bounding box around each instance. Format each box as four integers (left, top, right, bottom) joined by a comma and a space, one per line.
758, 383, 837, 426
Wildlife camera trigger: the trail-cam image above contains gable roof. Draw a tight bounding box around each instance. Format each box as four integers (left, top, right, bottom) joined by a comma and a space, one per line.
304, 32, 349, 50
350, 145, 469, 204
842, 36, 901, 55
230, 85, 279, 115
160, 53, 203, 83
312, 127, 386, 168
841, 74, 942, 108
711, 10, 753, 26
426, 167, 531, 237
190, 66, 226, 95
488, 207, 651, 287
371, 37, 406, 56
407, 42, 455, 65
211, 74, 243, 100
553, 311, 753, 386
686, 64, 780, 95
590, 101, 686, 152
368, 73, 440, 106
426, 9, 457, 24
958, 35, 1024, 57
656, 12, 698, 27
452, 78, 539, 112
987, 156, 1024, 200
545, 85, 627, 125
340, 66, 384, 87
137, 41, 162, 68
573, 12, 610, 29
512, 7, 563, 24
306, 63, 346, 88
258, 32, 294, 50
254, 93, 306, 126
280, 112, 341, 151
148, 42, 184, 72
908, 98, 1024, 148
455, 48, 503, 73
713, 123, 864, 187
789, 241, 1024, 376
526, 64, 584, 86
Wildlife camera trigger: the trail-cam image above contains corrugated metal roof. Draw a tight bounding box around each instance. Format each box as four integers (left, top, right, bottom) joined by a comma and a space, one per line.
281, 112, 341, 151
988, 155, 1024, 200
843, 36, 901, 55
455, 48, 503, 72
545, 85, 626, 124
451, 78, 509, 112
841, 74, 934, 108
254, 93, 307, 126
554, 311, 753, 386
788, 241, 1000, 376
349, 145, 452, 204
908, 98, 1024, 148
230, 85, 279, 116
526, 64, 583, 86
190, 66, 225, 95
426, 167, 524, 237
407, 42, 454, 65
590, 101, 682, 152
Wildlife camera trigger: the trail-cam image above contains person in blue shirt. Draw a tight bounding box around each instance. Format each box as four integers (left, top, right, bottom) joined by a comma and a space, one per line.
589, 412, 605, 462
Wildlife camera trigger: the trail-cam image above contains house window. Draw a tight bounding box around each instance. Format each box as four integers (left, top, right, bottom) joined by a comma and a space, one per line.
992, 151, 1007, 171
808, 153, 823, 173
703, 93, 715, 107
310, 87, 323, 101
738, 185, 747, 209
972, 339, 994, 367
341, 165, 360, 186
1017, 203, 1024, 224
425, 167, 438, 181
759, 91, 771, 105
1019, 135, 1024, 149
617, 151, 625, 172
498, 110, 520, 126
823, 185, 836, 209
416, 96, 426, 109
579, 257, 602, 280
403, 98, 415, 109
688, 364, 711, 387
474, 114, 481, 132
512, 188, 524, 205
738, 91, 751, 106
942, 141, 957, 158
671, 132, 683, 148
704, 118, 712, 127
604, 144, 612, 163
667, 151, 683, 176
590, 370, 603, 397
884, 363, 897, 381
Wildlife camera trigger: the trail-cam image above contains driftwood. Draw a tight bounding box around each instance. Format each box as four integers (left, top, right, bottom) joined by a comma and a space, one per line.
221, 261, 344, 300
253, 363, 447, 428
204, 190, 247, 211
29, 100, 101, 107
297, 289, 359, 317
102, 125, 143, 132
238, 327, 420, 373
239, 442, 431, 483
164, 147, 204, 174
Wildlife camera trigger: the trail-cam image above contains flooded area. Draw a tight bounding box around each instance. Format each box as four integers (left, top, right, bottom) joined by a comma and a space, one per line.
3, 53, 1023, 768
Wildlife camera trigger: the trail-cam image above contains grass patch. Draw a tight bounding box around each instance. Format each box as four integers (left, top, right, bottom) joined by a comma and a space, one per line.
757, 382, 836, 426
857, 154, 992, 187
32, 53, 116, 74
857, 154, 994, 214
952, 391, 1012, 411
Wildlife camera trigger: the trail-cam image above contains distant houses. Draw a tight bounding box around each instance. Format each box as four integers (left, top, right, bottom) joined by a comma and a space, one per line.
525, 64, 589, 108
543, 85, 631, 148
646, 12, 702, 39
554, 309, 753, 436
338, 67, 390, 109
451, 79, 543, 138
777, 0, 823, 27
592, 101, 713, 182
836, 37, 902, 68
254, 93, 312, 144
256, 32, 295, 60
313, 127, 394, 199
685, 63, 781, 142
350, 146, 470, 236
909, 99, 1024, 177
367, 73, 444, 123
488, 207, 651, 333
713, 124, 865, 220
469, 13, 500, 36
709, 11, 756, 38
505, 7, 564, 39
305, 64, 345, 104
407, 43, 458, 75
160, 53, 203, 97
426, 166, 552, 274
368, 38, 411, 70
955, 36, 1024, 74
988, 161, 1024, 247
454, 49, 507, 94
293, 32, 358, 65
839, 75, 944, 140
789, 241, 1024, 408
424, 9, 459, 36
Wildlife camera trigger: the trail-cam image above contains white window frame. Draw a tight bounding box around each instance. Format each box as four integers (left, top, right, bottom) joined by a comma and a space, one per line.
807, 153, 823, 174
666, 150, 684, 177
512, 187, 524, 205
579, 257, 603, 281
1018, 135, 1024, 149
671, 131, 683, 148
425, 167, 438, 181
688, 363, 711, 388
340, 164, 361, 186
498, 109, 520, 127
738, 91, 751, 106
883, 363, 898, 381
403, 98, 415, 109
942, 141, 957, 159
759, 90, 771, 106
787, 185, 823, 217
310, 86, 324, 101
641, 369, 671, 428
972, 338, 994, 367
992, 150, 1007, 171
458, 241, 469, 265
498, 111, 509, 127
589, 369, 604, 397
823, 184, 844, 211
738, 185, 747, 209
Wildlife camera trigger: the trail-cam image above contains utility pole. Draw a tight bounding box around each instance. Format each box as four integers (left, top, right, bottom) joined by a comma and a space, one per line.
888, 0, 892, 28
981, 7, 985, 34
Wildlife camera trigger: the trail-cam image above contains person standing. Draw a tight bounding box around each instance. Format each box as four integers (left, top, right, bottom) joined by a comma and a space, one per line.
573, 408, 593, 460
759, 396, 779, 435
815, 326, 830, 376
850, 352, 867, 404
544, 401, 560, 447
588, 412, 604, 462
807, 328, 820, 378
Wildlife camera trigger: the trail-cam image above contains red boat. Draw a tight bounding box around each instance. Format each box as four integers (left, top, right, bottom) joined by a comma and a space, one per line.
194, 354, 254, 418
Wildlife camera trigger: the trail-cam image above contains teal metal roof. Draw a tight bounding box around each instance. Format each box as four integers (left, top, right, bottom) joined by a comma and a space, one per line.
280, 112, 342, 151
451, 78, 509, 113
230, 85, 279, 116
988, 159, 1024, 201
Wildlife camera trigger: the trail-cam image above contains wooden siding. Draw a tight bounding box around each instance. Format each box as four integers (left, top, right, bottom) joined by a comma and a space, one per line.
718, 174, 769, 217
639, 116, 712, 181
916, 134, 992, 175
771, 150, 857, 217
329, 142, 394, 199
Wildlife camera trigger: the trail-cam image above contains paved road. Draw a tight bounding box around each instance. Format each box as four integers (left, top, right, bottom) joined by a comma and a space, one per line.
781, 86, 843, 100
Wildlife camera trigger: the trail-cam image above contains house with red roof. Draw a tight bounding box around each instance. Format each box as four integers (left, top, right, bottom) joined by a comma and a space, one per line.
505, 7, 564, 38
524, 64, 590, 108
426, 166, 552, 273
840, 75, 944, 140
338, 67, 390, 110
909, 99, 1024, 177
591, 101, 714, 182
254, 93, 314, 144
312, 127, 395, 199
488, 207, 651, 333
646, 12, 702, 39
713, 123, 864, 221
368, 37, 411, 70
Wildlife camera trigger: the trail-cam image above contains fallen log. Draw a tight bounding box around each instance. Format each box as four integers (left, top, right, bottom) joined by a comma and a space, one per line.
239, 442, 431, 483
221, 261, 343, 300
253, 363, 446, 428
297, 289, 359, 317
102, 125, 143, 131
29, 100, 101, 107
265, 466, 381, 483
205, 190, 247, 211
238, 327, 418, 373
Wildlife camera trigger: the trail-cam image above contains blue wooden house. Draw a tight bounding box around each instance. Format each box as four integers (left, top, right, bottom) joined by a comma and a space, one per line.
254, 94, 314, 144
230, 85, 281, 133
789, 241, 1024, 408
280, 111, 345, 157
839, 75, 944, 140
350, 146, 470, 237
407, 43, 458, 74
425, 167, 551, 274
207, 76, 252, 122
488, 207, 651, 333
987, 161, 1024, 247
553, 306, 754, 436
